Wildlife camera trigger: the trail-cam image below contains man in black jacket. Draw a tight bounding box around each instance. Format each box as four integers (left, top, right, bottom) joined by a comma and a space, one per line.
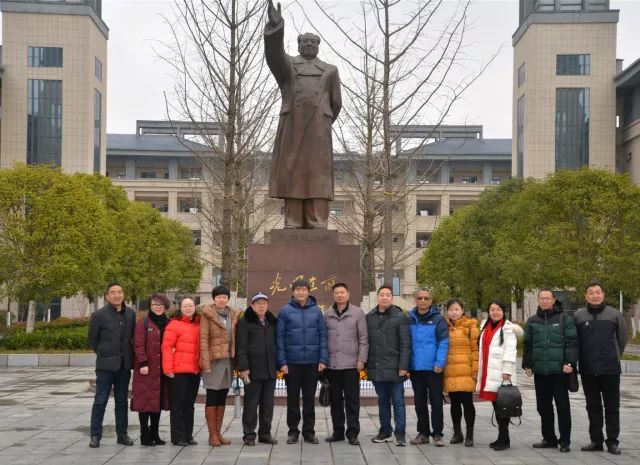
236, 292, 279, 446
88, 283, 136, 448
366, 285, 411, 446
574, 280, 627, 455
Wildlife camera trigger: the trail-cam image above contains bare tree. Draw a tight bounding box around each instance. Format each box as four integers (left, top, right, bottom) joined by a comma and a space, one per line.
158, 0, 279, 292
297, 0, 496, 290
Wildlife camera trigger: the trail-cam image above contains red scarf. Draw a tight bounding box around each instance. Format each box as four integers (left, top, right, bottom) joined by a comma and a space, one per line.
479, 319, 504, 402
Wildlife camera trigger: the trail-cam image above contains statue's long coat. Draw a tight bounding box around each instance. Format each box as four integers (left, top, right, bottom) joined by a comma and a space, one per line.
264, 21, 342, 200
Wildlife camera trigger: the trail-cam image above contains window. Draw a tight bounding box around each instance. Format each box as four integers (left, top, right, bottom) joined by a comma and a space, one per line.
94, 90, 102, 173
179, 197, 201, 213
461, 176, 477, 184
517, 96, 525, 177
557, 54, 590, 76
192, 230, 202, 246
140, 172, 157, 179
556, 88, 590, 170
558, 0, 583, 11
95, 57, 103, 82
622, 89, 640, 127
518, 63, 525, 87
28, 47, 63, 67
491, 176, 502, 185
27, 79, 63, 166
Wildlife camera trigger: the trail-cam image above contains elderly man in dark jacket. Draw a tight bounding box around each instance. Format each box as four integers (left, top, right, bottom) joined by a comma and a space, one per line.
324, 282, 368, 445
523, 289, 578, 453
277, 279, 328, 444
366, 285, 411, 446
236, 292, 279, 446
87, 283, 136, 448
574, 280, 627, 455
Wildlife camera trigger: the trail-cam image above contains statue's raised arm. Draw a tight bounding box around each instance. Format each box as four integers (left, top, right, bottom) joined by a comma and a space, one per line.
267, 0, 282, 27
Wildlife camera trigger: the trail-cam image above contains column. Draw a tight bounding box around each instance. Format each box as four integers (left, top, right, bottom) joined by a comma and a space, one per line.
125, 158, 136, 179
483, 162, 493, 185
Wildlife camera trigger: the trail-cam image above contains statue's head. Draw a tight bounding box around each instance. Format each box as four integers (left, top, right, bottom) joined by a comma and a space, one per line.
297, 33, 320, 60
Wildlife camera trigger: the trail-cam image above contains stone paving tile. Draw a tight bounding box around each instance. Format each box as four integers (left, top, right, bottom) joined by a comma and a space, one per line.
1, 367, 639, 464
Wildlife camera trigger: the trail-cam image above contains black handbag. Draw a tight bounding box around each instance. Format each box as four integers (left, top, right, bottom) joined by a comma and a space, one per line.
493, 381, 522, 425
318, 373, 331, 407
559, 312, 579, 393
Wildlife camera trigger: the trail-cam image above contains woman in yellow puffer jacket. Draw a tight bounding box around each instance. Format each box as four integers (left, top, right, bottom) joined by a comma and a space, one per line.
443, 299, 479, 447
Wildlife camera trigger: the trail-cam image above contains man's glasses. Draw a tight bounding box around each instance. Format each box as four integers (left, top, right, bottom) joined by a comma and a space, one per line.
416, 297, 432, 301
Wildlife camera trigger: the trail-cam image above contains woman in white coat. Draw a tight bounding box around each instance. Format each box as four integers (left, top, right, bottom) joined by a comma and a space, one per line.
477, 300, 522, 451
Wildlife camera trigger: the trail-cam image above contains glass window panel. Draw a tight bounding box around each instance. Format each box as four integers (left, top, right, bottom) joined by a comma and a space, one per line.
517, 96, 525, 177
27, 47, 63, 67
557, 54, 590, 76
555, 88, 590, 170
27, 79, 63, 166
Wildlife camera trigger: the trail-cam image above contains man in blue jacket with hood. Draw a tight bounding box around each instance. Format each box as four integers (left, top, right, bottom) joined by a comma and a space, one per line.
408, 288, 449, 447
277, 279, 328, 444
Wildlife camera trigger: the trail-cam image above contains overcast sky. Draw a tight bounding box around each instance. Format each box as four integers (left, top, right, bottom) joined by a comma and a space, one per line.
4, 1, 640, 138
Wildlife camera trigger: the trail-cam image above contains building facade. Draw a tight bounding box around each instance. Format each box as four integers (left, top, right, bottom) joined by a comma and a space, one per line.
513, 0, 618, 179
0, 0, 108, 174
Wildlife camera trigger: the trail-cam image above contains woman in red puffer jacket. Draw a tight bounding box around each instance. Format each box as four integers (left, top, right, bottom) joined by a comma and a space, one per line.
162, 297, 200, 446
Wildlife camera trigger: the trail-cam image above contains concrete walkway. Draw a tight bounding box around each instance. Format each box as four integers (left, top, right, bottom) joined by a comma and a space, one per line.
0, 367, 639, 465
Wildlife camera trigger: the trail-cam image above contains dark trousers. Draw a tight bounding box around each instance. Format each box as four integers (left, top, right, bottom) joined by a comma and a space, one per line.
410, 370, 444, 436
534, 373, 571, 445
206, 388, 229, 406
372, 381, 406, 435
492, 402, 510, 442
139, 412, 160, 434
449, 391, 475, 430
325, 368, 361, 439
284, 199, 329, 229
170, 374, 200, 443
242, 379, 276, 440
285, 363, 319, 437
581, 374, 620, 447
90, 367, 131, 439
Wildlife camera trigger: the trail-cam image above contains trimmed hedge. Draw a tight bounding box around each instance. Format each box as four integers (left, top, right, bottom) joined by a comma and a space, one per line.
0, 318, 89, 350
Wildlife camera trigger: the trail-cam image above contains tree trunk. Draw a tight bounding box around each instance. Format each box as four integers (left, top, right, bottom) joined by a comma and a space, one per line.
26, 300, 37, 334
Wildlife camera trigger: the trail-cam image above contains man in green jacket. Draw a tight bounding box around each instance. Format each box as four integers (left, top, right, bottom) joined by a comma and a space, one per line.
523, 289, 578, 453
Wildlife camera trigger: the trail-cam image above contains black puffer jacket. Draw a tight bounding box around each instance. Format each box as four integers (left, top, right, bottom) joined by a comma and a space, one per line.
235, 306, 278, 380
88, 303, 136, 371
574, 304, 627, 375
366, 305, 411, 382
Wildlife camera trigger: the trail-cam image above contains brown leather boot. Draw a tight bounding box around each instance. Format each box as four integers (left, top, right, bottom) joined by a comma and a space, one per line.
215, 406, 231, 445
205, 406, 221, 447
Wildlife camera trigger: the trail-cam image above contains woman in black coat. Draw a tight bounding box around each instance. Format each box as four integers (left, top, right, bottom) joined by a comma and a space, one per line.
235, 292, 278, 446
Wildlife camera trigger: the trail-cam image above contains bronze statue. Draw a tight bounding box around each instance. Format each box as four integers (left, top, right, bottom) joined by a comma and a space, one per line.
265, 0, 342, 229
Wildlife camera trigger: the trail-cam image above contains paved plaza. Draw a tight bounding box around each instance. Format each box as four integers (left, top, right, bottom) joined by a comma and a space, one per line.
0, 367, 638, 465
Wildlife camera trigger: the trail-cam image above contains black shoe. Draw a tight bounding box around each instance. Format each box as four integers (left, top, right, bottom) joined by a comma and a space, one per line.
492, 441, 510, 451
464, 430, 474, 447
187, 439, 198, 445
348, 437, 360, 446
286, 434, 299, 444
140, 430, 154, 447
117, 434, 134, 446
372, 432, 392, 443
173, 440, 189, 446
325, 434, 345, 443
243, 437, 256, 446
303, 435, 319, 444
533, 439, 558, 448
89, 436, 100, 448
581, 442, 604, 452
258, 435, 278, 444
559, 445, 571, 453
489, 439, 499, 448
450, 430, 464, 444
395, 433, 407, 447
607, 444, 621, 455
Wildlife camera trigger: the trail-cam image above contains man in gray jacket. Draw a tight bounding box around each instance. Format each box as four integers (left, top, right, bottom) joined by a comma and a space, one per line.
574, 280, 627, 455
324, 283, 368, 445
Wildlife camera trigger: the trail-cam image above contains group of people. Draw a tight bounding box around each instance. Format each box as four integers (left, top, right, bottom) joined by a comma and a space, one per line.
87, 279, 627, 455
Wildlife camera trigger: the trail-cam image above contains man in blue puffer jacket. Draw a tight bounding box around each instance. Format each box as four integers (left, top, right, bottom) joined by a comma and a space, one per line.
408, 288, 449, 447
277, 279, 328, 445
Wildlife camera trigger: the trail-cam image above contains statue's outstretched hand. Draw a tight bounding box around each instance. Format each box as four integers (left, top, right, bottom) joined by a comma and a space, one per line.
267, 0, 282, 26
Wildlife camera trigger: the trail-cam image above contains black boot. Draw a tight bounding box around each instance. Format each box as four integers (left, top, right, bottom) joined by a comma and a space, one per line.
492, 419, 510, 451
150, 413, 166, 445
140, 427, 154, 446
450, 422, 464, 444
464, 425, 474, 447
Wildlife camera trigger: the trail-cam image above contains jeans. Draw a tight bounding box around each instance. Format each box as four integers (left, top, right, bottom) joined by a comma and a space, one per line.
242, 379, 276, 440
90, 367, 131, 439
325, 368, 360, 439
581, 374, 620, 447
285, 363, 319, 437
534, 373, 571, 446
410, 370, 444, 436
372, 381, 406, 436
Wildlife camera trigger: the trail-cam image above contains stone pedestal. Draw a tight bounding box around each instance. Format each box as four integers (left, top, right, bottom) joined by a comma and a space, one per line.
247, 229, 361, 312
